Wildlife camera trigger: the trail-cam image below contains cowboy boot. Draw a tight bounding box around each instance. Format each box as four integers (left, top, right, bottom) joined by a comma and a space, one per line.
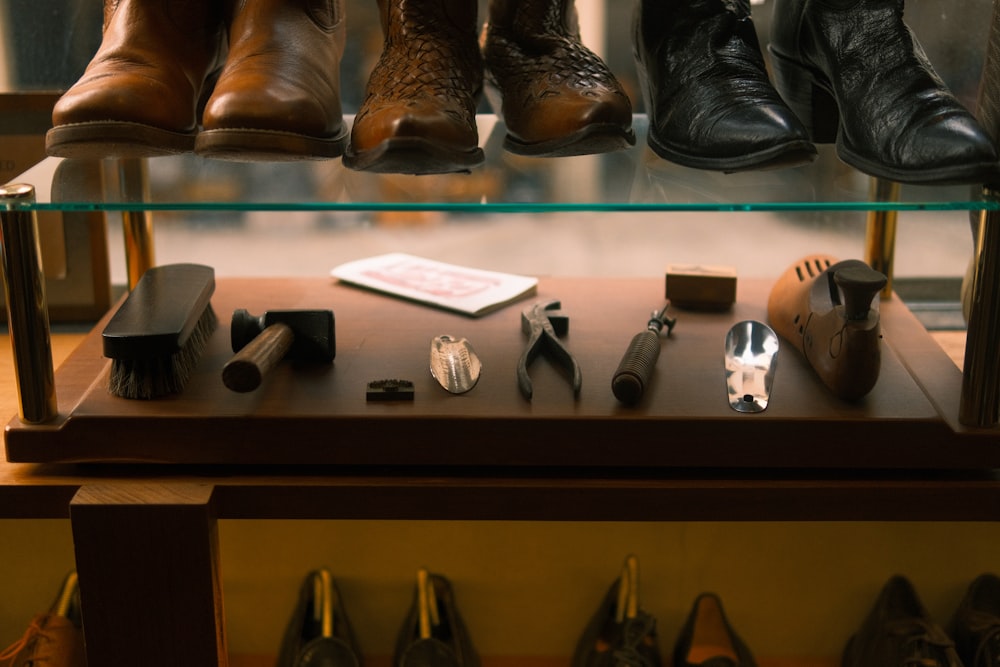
343, 0, 484, 174
770, 0, 1000, 185
45, 0, 226, 159
481, 0, 635, 157
633, 0, 815, 172
196, 0, 349, 161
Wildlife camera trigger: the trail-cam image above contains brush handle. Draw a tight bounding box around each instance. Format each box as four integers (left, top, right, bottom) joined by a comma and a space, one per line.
222, 322, 294, 392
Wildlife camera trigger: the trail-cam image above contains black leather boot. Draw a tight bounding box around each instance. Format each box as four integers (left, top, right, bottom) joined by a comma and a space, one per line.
769, 0, 1000, 185
633, 0, 816, 173
482, 0, 635, 157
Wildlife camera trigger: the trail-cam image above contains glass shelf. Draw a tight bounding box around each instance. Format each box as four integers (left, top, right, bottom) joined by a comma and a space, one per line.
7, 116, 999, 213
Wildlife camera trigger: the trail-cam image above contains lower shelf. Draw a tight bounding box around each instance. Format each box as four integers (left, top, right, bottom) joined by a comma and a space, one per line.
230, 655, 837, 667
5, 276, 997, 468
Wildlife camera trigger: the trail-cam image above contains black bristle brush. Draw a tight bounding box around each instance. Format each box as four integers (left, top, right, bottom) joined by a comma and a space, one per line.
102, 263, 218, 400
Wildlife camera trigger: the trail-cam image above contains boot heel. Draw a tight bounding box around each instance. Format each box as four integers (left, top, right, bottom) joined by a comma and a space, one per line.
769, 48, 840, 144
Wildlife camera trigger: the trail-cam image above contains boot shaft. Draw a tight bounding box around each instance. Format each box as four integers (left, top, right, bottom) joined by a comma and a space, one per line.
103, 0, 224, 37
376, 0, 479, 42
487, 0, 578, 38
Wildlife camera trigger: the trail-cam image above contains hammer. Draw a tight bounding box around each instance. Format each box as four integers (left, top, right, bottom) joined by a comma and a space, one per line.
222, 308, 335, 392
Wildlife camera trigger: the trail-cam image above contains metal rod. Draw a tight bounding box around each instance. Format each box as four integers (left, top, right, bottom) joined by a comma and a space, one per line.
118, 158, 155, 288
1, 184, 57, 423
864, 177, 900, 299
960, 196, 1000, 427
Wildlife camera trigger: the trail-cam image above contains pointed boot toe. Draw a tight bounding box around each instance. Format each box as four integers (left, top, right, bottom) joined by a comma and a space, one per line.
196, 0, 349, 162
482, 0, 635, 158
673, 593, 756, 667
394, 570, 479, 667
845, 576, 962, 667
633, 0, 816, 173
767, 255, 887, 401
344, 0, 484, 174
571, 556, 662, 667
46, 0, 225, 159
276, 569, 362, 667
769, 0, 1000, 185
949, 573, 1000, 667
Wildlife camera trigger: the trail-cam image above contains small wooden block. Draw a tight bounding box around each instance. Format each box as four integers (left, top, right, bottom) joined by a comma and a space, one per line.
665, 264, 737, 310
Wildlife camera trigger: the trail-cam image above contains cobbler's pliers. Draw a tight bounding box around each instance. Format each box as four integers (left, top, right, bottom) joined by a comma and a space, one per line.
517, 300, 582, 400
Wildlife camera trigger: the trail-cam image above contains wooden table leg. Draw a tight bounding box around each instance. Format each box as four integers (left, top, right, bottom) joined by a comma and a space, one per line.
70, 483, 228, 667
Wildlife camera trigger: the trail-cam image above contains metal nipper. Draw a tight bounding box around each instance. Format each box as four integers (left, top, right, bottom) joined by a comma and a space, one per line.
517, 300, 582, 400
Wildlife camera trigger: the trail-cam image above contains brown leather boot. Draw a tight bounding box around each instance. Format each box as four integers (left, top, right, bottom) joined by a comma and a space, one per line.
46, 0, 226, 159
196, 0, 350, 161
481, 0, 634, 157
343, 0, 484, 174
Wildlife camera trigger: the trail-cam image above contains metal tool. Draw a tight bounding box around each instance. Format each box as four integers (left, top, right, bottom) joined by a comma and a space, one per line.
223, 308, 335, 392
430, 335, 482, 394
724, 320, 779, 413
612, 302, 676, 405
517, 300, 582, 400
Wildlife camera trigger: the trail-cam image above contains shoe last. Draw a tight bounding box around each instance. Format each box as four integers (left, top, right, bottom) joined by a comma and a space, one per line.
768, 0, 1000, 185
393, 570, 479, 667
672, 593, 756, 667
632, 0, 816, 172
276, 569, 362, 667
949, 573, 1000, 667
481, 0, 635, 157
843, 575, 962, 667
767, 255, 886, 401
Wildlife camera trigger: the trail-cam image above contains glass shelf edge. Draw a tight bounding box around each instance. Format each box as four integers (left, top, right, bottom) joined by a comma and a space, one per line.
8, 201, 999, 213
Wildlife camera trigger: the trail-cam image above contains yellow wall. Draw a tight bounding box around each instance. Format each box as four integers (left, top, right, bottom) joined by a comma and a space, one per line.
4, 519, 999, 660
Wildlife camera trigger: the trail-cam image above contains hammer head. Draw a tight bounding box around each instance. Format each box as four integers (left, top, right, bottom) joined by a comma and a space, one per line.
231, 309, 335, 362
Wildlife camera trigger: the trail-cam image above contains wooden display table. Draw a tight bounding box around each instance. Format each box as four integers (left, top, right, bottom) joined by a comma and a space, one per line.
4, 277, 997, 469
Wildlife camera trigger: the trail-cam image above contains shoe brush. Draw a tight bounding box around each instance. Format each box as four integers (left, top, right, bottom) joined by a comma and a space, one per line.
102, 264, 218, 399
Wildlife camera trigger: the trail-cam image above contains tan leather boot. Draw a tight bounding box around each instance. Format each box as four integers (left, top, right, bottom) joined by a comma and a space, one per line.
482, 0, 634, 157
767, 255, 887, 401
196, 0, 349, 161
46, 0, 226, 159
343, 0, 484, 174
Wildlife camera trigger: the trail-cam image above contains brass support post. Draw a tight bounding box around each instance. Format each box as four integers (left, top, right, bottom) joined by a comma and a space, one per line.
960, 194, 1000, 427
0, 184, 57, 423
864, 177, 900, 299
118, 158, 155, 288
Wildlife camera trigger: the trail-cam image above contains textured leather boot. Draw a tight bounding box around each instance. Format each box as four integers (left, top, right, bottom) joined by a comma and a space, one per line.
633, 0, 816, 172
770, 0, 1000, 184
343, 0, 484, 174
481, 0, 635, 157
196, 0, 349, 161
46, 0, 226, 158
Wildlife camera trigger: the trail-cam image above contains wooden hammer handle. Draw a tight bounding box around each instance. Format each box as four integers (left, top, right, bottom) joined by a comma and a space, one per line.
222, 322, 294, 392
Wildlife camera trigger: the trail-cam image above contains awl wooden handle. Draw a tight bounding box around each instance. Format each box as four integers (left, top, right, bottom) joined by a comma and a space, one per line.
222, 322, 294, 392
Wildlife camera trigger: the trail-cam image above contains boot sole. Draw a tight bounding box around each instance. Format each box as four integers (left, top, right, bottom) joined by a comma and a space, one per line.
45, 121, 196, 159
503, 124, 636, 158
195, 127, 349, 162
769, 46, 1000, 185
343, 137, 485, 175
